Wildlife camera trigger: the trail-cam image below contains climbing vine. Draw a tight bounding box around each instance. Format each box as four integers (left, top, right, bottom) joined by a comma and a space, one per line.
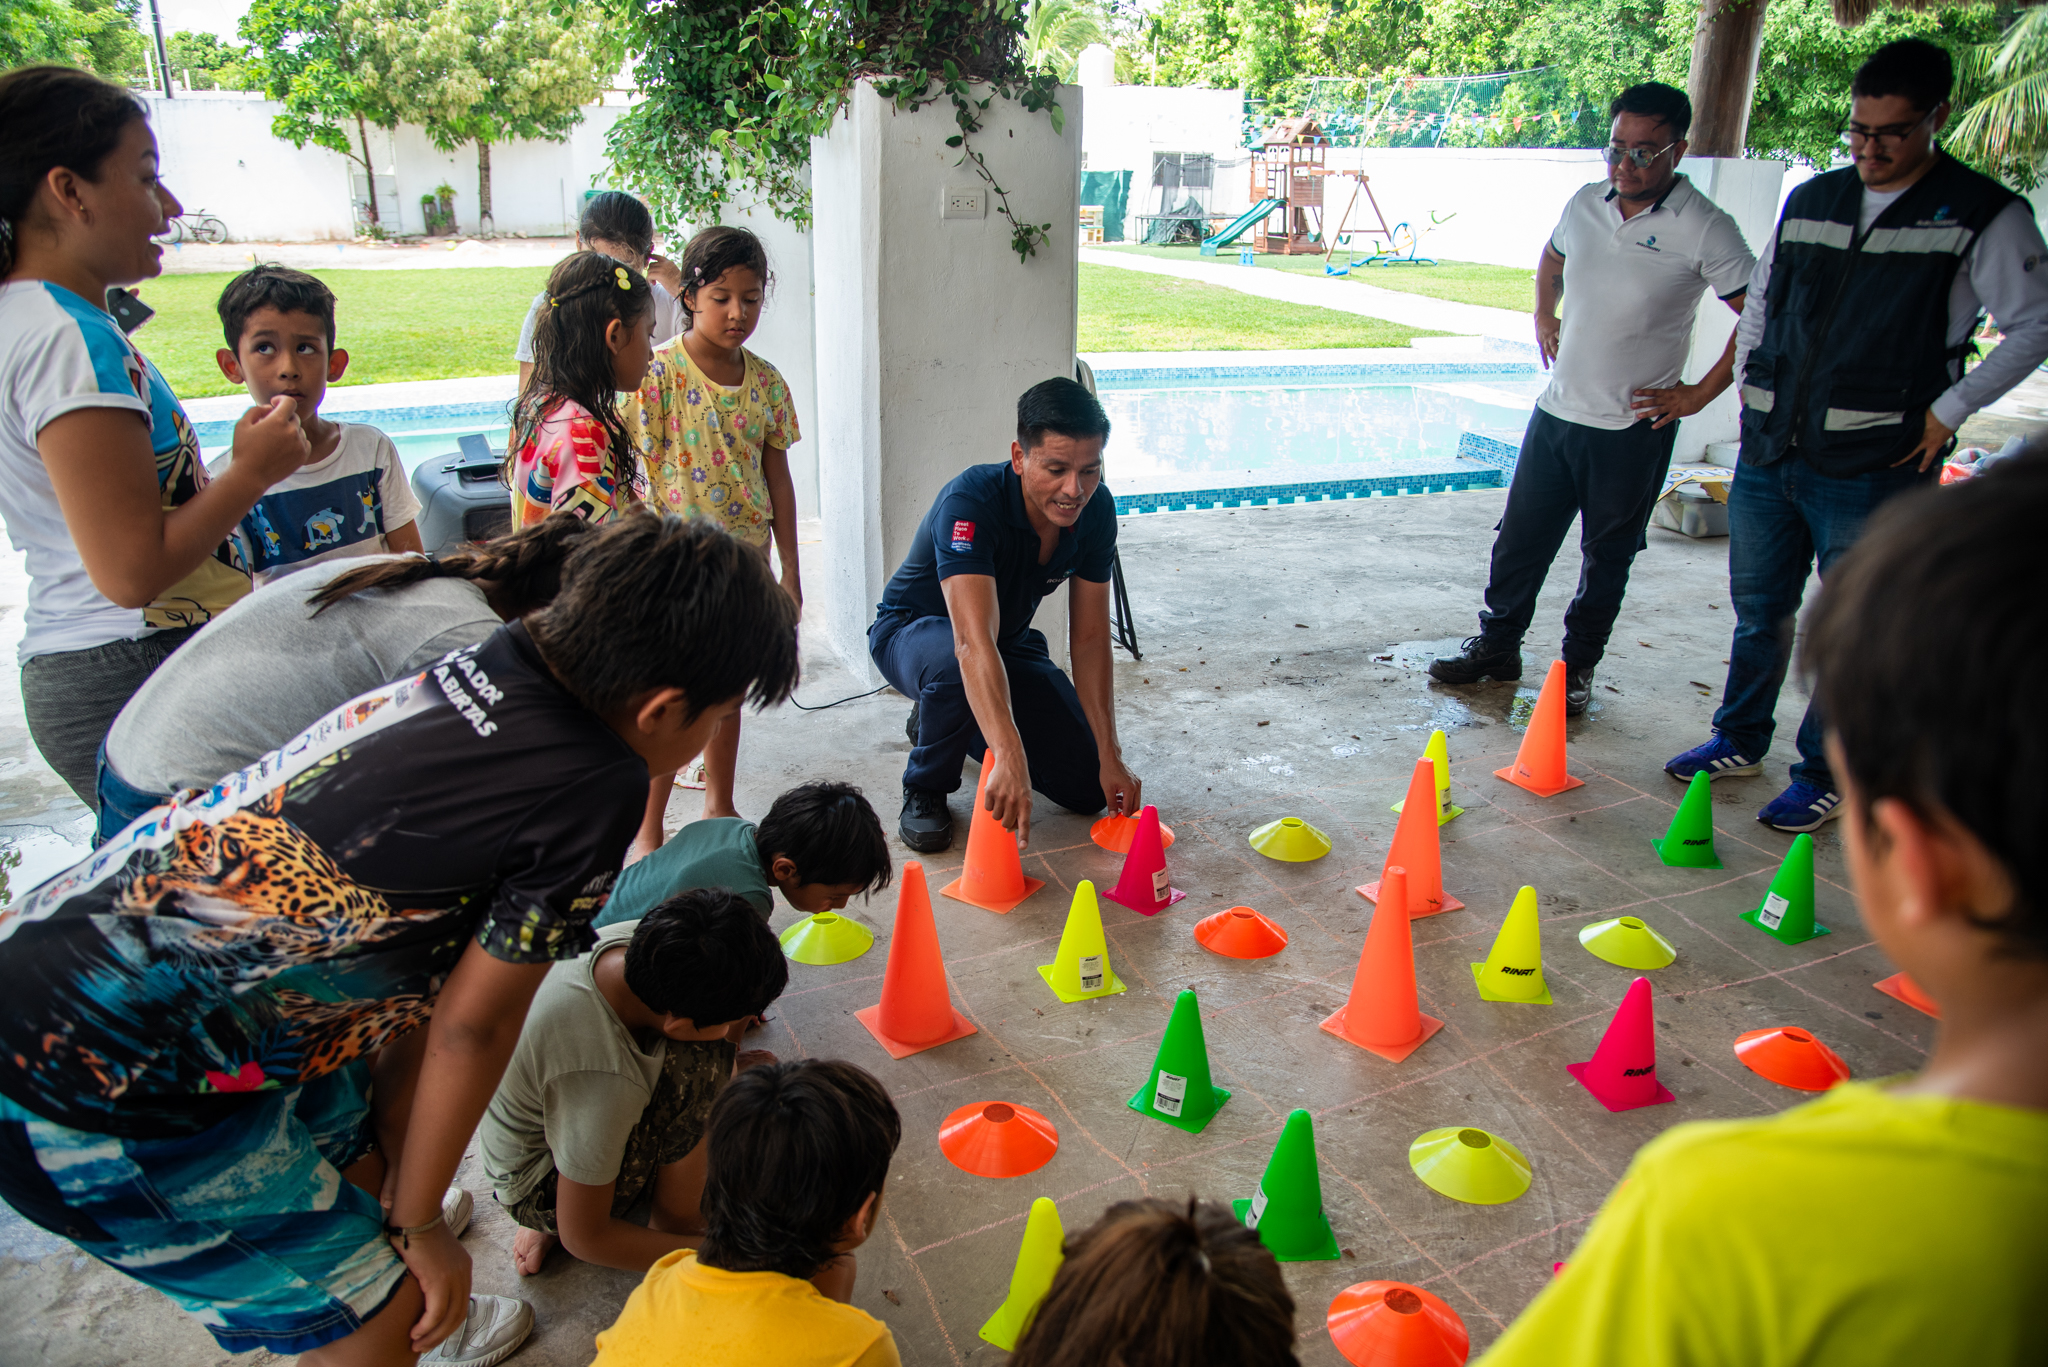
604, 0, 1065, 262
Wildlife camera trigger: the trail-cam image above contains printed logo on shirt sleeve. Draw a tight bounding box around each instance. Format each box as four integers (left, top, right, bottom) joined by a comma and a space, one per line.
950, 519, 976, 552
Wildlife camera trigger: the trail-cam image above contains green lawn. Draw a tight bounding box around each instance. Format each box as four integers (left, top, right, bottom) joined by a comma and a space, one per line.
133, 262, 1435, 401
1078, 263, 1443, 352
1095, 244, 1537, 314
132, 266, 547, 399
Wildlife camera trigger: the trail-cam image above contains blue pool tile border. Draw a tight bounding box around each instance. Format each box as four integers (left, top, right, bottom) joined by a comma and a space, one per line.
193, 398, 514, 446
1114, 465, 1503, 515
1095, 360, 1538, 386
1456, 431, 1521, 473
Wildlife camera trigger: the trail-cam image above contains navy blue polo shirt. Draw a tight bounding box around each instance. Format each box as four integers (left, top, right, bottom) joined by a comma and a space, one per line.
876, 461, 1117, 645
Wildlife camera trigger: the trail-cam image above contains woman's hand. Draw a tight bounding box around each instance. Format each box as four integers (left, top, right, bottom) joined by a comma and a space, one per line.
227, 393, 310, 488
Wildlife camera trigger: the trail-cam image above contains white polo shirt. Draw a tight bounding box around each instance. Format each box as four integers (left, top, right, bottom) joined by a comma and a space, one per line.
1539, 175, 1756, 431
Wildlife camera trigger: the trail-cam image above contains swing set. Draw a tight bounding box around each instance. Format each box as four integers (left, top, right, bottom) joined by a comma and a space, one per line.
1322, 173, 1454, 274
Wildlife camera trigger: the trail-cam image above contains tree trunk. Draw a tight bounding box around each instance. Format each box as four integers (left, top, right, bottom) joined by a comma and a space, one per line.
355, 113, 380, 226
477, 141, 494, 235
1687, 0, 1773, 159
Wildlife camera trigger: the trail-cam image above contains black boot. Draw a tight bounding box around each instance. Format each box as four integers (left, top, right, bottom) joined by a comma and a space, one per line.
1428, 635, 1523, 685
1564, 665, 1594, 717
899, 783, 953, 853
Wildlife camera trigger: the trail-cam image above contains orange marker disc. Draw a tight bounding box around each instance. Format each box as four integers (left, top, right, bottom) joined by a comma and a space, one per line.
1090, 812, 1175, 854
1732, 1026, 1850, 1092
1327, 1281, 1469, 1367
938, 1101, 1059, 1179
1194, 906, 1289, 959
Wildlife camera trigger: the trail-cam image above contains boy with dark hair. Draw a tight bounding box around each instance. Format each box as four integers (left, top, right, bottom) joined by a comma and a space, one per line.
593, 1058, 904, 1367
871, 376, 1142, 852
596, 780, 893, 929
1666, 36, 2048, 830
213, 263, 423, 581
1478, 454, 2048, 1366
479, 888, 789, 1278
0, 511, 800, 1367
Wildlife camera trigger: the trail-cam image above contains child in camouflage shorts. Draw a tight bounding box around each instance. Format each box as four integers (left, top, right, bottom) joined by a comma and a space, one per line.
478, 888, 788, 1275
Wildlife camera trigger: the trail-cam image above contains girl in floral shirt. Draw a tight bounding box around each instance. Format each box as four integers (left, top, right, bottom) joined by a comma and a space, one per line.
630, 227, 803, 822
508, 251, 656, 528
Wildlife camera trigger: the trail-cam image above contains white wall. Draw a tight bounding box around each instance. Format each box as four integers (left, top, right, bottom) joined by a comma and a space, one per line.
1081, 84, 1250, 218
718, 195, 820, 521
144, 93, 355, 241
812, 81, 1082, 680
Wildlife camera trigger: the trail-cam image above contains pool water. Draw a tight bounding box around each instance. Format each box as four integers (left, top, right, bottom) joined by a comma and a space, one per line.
195, 369, 1542, 500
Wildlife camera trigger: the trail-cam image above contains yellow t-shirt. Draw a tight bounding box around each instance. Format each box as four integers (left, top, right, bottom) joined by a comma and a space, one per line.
1476, 1081, 2048, 1366
627, 343, 798, 546
591, 1249, 901, 1367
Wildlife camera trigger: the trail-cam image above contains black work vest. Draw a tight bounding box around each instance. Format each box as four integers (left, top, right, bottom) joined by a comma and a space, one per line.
1738, 153, 2015, 475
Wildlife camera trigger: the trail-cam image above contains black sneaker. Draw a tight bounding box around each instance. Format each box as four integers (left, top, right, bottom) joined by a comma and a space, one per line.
899, 784, 953, 853
1564, 665, 1594, 717
1427, 635, 1523, 685
905, 703, 919, 746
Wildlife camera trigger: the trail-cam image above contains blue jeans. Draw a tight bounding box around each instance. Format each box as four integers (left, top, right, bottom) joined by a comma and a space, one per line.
1476, 408, 1676, 668
1712, 455, 1936, 787
93, 740, 170, 845
869, 612, 1106, 814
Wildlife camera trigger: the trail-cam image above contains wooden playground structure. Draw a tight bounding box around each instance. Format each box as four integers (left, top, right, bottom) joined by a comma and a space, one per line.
1199, 117, 1441, 268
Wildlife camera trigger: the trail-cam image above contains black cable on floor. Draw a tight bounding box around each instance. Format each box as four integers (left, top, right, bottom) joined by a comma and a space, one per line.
789, 683, 892, 712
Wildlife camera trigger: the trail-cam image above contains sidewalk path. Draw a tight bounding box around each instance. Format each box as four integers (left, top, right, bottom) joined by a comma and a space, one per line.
157, 237, 575, 275
1080, 247, 1531, 340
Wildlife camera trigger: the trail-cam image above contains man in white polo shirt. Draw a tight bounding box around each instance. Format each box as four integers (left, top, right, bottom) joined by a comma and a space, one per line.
1431, 82, 1754, 715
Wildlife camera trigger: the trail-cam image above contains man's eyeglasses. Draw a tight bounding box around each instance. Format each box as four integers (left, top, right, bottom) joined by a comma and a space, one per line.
1603, 142, 1677, 169
1838, 109, 1937, 147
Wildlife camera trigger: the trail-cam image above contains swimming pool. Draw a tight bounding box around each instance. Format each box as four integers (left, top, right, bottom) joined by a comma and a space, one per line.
192, 362, 1542, 508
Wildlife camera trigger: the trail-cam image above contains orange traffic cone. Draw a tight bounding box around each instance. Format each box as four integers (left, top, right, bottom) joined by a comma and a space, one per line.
1358, 759, 1465, 918
942, 752, 1046, 914
854, 862, 979, 1059
1326, 1282, 1469, 1367
1321, 867, 1445, 1063
1875, 972, 1941, 1019
1493, 661, 1585, 798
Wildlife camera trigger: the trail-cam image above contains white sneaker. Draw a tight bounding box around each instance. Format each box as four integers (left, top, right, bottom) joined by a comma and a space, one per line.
419, 1294, 533, 1367
442, 1185, 474, 1239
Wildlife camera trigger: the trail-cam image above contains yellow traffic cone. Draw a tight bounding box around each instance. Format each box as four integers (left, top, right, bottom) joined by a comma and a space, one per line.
1470, 887, 1551, 1003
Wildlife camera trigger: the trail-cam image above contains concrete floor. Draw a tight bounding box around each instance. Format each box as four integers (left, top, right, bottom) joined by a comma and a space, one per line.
0, 486, 1932, 1366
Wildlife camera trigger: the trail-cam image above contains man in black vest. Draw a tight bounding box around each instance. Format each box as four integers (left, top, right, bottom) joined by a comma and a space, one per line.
1666, 39, 2048, 832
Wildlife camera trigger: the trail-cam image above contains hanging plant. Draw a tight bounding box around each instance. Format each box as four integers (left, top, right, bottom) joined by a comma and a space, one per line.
600, 0, 1065, 262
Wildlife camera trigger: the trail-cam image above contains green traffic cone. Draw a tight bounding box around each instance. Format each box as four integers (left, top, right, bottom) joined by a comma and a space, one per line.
1651, 771, 1722, 869
1232, 1109, 1340, 1261
1740, 834, 1830, 944
1393, 729, 1464, 825
1471, 886, 1552, 1003
978, 1197, 1065, 1350
1127, 989, 1231, 1134
1037, 880, 1128, 1003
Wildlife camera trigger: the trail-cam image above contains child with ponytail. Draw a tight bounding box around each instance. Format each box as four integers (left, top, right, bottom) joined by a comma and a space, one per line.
509, 250, 657, 527
630, 226, 802, 822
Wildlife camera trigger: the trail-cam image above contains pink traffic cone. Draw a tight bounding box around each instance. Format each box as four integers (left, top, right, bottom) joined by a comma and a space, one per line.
1104, 805, 1185, 916
1565, 977, 1674, 1112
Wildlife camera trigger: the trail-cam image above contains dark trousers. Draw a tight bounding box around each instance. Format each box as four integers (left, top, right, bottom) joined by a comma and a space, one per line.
1476, 408, 1677, 669
1712, 455, 1935, 789
869, 613, 1106, 815
20, 627, 197, 812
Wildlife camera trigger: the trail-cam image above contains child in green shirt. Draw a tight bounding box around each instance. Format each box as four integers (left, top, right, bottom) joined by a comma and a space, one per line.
599, 781, 892, 927
1478, 453, 2048, 1365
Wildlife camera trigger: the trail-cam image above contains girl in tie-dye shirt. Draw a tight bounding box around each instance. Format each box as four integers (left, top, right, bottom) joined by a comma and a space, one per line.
508, 251, 656, 527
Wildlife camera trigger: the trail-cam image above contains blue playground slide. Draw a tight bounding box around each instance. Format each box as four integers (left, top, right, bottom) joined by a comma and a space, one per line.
1200, 198, 1286, 255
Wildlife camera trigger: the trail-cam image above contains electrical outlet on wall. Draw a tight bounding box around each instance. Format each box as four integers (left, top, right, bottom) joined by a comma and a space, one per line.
943, 187, 987, 220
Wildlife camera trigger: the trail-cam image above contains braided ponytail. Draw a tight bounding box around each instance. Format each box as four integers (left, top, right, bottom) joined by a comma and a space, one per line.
308, 513, 596, 617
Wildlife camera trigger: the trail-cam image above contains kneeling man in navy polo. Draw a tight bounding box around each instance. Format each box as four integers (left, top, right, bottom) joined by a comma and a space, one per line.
869, 377, 1142, 852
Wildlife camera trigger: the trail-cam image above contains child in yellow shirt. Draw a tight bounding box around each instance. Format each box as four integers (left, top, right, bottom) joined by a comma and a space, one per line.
1477, 452, 2048, 1366
591, 1059, 901, 1367
630, 226, 801, 828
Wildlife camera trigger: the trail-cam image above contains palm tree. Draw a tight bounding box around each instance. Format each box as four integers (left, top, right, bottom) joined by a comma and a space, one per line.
1948, 8, 2048, 189
1024, 0, 1108, 82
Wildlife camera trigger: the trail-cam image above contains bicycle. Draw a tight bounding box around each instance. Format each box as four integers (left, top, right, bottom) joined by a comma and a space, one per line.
158, 211, 229, 245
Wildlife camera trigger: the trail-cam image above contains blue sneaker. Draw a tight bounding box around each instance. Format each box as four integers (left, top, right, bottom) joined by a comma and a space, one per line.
1758, 782, 1843, 833
1664, 733, 1763, 781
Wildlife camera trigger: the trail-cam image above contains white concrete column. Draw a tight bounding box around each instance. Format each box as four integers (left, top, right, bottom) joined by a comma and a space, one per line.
1675, 156, 1786, 460
811, 80, 1083, 681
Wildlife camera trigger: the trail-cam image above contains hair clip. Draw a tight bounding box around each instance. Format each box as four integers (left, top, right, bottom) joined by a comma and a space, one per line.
614, 265, 631, 290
